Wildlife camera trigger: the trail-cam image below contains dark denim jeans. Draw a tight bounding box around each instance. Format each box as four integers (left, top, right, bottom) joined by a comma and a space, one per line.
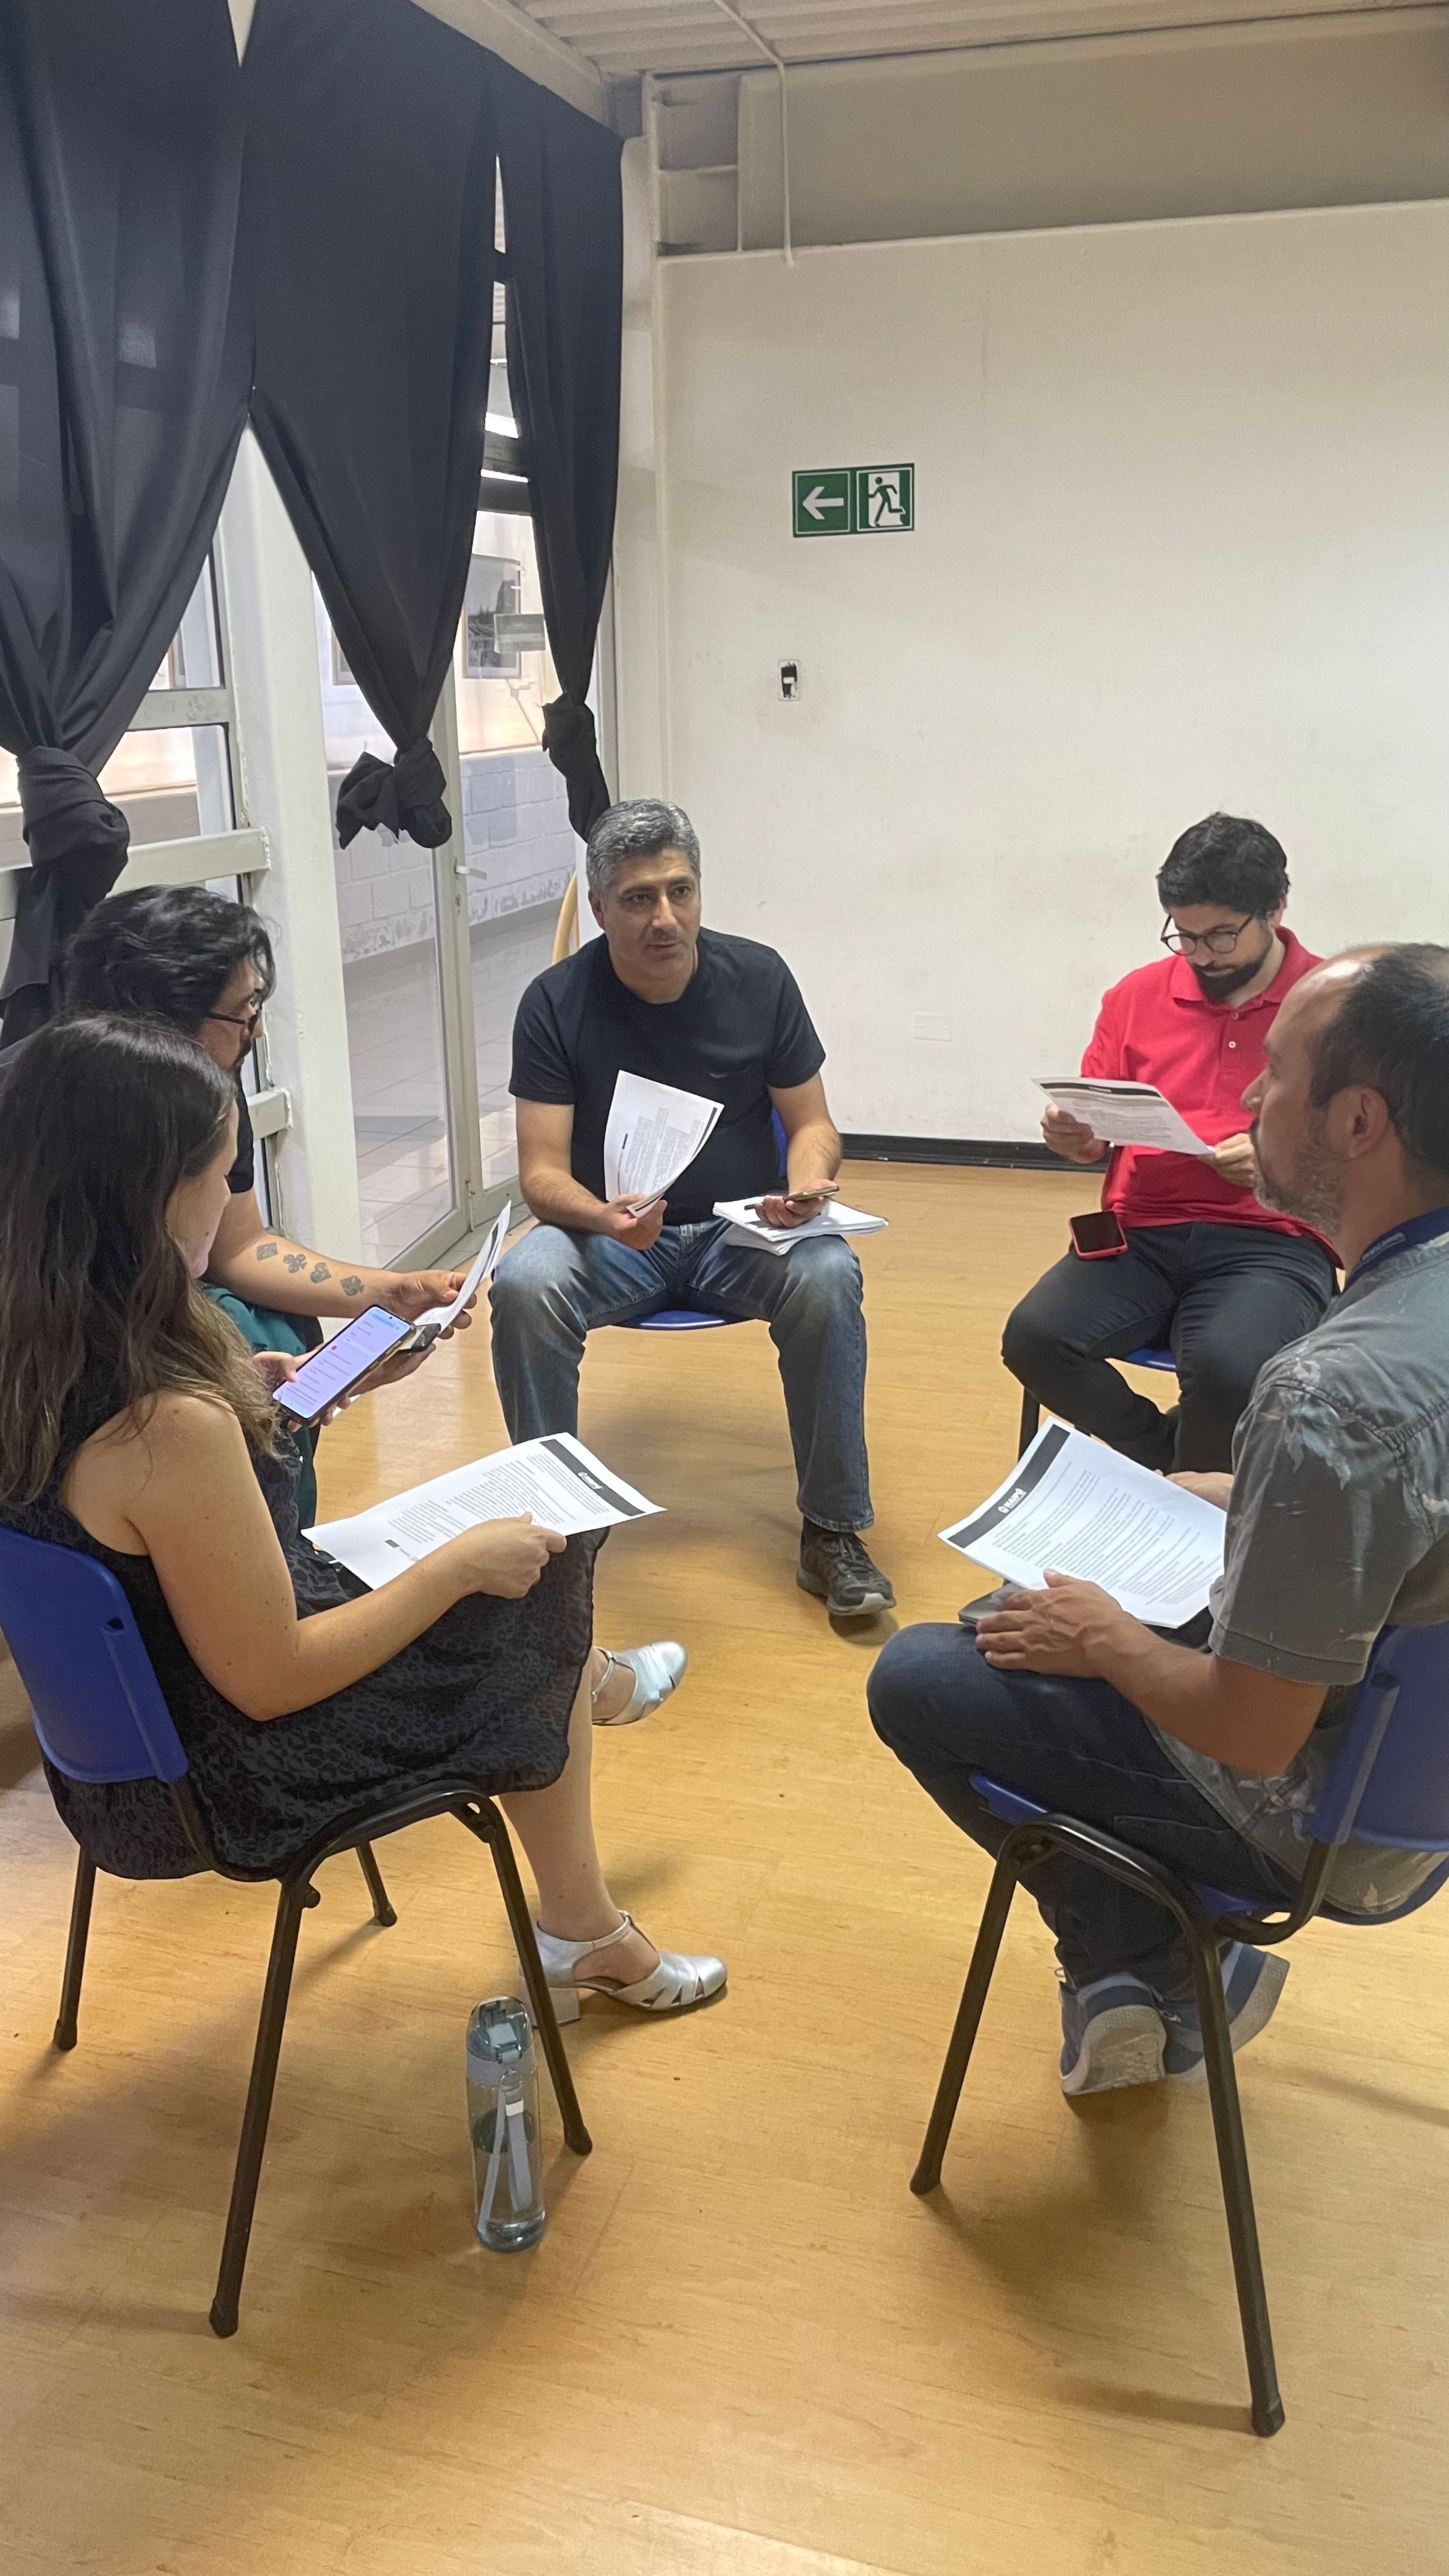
490, 1217, 873, 1532
1001, 1221, 1335, 1472
868, 1621, 1295, 1989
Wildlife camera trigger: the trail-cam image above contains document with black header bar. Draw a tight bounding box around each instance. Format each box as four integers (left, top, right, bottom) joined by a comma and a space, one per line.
939, 1421, 1226, 1628
307, 1434, 661, 1589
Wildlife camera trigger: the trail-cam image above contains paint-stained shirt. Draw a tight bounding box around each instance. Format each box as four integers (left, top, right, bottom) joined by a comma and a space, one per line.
1154, 1229, 1449, 1910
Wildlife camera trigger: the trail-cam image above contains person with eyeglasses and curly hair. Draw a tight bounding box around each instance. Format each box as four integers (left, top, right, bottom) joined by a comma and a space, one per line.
1001, 813, 1337, 1478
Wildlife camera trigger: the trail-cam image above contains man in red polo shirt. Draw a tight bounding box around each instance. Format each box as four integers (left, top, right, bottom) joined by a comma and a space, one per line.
1002, 813, 1336, 1471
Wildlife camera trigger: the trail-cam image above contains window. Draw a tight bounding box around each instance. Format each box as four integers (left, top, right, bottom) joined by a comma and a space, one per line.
316, 583, 457, 1267
0, 554, 241, 857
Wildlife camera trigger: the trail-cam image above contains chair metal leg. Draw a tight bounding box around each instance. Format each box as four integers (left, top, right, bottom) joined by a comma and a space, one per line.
1186, 1922, 1285, 2437
52, 1851, 97, 2053
1017, 1387, 1041, 1456
355, 1840, 396, 1927
454, 1799, 592, 2158
209, 1879, 318, 2339
911, 1847, 1020, 2194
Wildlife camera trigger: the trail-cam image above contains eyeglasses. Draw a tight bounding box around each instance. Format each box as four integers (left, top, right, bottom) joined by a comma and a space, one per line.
203, 995, 265, 1033
1160, 912, 1259, 958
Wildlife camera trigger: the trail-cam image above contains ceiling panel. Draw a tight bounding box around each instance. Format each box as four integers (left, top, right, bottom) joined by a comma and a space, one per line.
510, 0, 1403, 75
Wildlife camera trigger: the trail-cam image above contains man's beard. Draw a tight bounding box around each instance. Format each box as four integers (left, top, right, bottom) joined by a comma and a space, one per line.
1191, 924, 1274, 1000
1252, 1111, 1343, 1233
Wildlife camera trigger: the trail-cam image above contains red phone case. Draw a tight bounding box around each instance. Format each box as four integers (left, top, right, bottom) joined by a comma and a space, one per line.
1070, 1213, 1128, 1260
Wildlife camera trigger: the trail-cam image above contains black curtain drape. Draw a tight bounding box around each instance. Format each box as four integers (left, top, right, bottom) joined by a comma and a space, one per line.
239, 0, 498, 853
497, 67, 623, 842
0, 0, 249, 1044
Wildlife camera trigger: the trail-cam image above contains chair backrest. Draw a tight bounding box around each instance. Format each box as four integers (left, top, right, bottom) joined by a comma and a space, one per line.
0, 1527, 189, 1785
1310, 1622, 1449, 1850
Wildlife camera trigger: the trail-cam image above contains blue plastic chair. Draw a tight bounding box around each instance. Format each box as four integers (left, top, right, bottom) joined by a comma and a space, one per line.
910, 1619, 1449, 2436
0, 1525, 590, 2337
1018, 1347, 1175, 1456
617, 1108, 790, 1337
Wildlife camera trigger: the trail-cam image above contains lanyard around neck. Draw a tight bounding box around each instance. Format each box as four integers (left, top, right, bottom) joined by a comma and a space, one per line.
1344, 1204, 1449, 1291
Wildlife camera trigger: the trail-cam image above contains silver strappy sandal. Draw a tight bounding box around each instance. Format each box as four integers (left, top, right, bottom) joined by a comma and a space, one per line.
590, 1640, 687, 1727
534, 1913, 726, 2022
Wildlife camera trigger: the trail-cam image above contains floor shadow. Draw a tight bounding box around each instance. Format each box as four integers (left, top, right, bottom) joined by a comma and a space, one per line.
1288, 2063, 1449, 2128
1052, 2377, 1254, 2436
829, 1609, 898, 1647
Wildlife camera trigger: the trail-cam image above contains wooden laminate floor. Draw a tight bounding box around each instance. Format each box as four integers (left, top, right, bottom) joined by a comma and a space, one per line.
1, 1164, 1445, 2576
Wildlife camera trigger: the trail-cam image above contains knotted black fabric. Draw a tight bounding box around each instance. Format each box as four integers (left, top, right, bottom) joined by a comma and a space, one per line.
497, 64, 624, 842
240, 0, 498, 850
0, 0, 249, 1044
1, 753, 132, 1042
335, 738, 450, 851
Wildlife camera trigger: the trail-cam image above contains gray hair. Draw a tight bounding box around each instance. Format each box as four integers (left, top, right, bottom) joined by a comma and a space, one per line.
586, 798, 701, 899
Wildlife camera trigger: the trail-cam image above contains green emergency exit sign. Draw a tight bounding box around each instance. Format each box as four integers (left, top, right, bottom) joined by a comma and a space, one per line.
792, 464, 914, 537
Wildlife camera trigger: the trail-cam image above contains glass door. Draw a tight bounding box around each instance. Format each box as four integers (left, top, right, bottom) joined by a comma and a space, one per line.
315, 591, 482, 1268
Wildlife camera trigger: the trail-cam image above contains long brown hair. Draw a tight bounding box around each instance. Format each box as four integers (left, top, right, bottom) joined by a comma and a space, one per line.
0, 1014, 281, 1500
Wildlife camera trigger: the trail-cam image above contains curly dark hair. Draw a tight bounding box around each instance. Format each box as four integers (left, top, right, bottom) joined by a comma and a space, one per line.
1157, 814, 1290, 917
63, 885, 275, 1030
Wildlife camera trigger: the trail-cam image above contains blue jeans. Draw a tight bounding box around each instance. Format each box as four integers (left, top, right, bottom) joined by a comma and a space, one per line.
868, 1623, 1295, 1989
490, 1218, 873, 1531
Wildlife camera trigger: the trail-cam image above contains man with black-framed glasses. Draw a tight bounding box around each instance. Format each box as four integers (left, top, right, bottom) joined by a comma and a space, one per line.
1001, 813, 1335, 1473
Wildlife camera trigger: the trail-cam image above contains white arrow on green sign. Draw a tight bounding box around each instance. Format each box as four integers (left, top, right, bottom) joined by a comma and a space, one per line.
792, 463, 914, 538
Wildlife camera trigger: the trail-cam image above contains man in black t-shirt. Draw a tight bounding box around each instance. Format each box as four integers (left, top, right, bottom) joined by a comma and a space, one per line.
492, 799, 892, 1618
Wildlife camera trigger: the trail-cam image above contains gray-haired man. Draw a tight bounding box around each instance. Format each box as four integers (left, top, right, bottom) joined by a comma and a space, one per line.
490, 798, 892, 1618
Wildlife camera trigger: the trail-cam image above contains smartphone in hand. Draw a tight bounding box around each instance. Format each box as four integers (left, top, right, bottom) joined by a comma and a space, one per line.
274, 1307, 413, 1421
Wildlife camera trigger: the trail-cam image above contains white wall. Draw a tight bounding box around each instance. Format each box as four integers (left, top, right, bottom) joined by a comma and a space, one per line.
616, 200, 1449, 1139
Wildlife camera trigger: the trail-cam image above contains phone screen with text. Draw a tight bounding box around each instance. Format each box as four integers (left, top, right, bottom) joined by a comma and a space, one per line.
274, 1307, 411, 1421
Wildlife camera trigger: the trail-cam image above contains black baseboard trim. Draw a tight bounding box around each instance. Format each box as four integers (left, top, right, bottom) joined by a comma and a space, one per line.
841, 1132, 1077, 1172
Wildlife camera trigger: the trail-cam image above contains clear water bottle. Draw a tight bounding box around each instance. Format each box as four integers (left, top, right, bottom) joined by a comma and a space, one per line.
466, 1996, 546, 2252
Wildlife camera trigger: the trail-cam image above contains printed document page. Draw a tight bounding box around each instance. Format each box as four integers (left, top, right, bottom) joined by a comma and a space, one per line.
604, 1072, 721, 1202
1035, 1077, 1214, 1158
714, 1198, 888, 1256
309, 1434, 661, 1590
411, 1200, 511, 1336
940, 1421, 1225, 1627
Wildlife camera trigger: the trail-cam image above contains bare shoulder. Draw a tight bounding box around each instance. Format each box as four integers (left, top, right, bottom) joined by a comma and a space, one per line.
62, 1391, 250, 1549
86, 1390, 249, 1481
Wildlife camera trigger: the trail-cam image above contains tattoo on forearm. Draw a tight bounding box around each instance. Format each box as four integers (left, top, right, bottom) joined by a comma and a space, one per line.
310, 1262, 331, 1284
254, 1238, 279, 1263
284, 1253, 306, 1273
341, 1274, 363, 1297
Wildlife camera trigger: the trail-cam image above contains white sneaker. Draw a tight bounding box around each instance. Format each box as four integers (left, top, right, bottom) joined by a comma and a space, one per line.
591, 1640, 687, 1727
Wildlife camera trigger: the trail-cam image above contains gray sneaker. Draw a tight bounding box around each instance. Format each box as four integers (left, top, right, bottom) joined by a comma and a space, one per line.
797, 1524, 895, 1618
1158, 1943, 1289, 2084
1059, 1973, 1167, 2097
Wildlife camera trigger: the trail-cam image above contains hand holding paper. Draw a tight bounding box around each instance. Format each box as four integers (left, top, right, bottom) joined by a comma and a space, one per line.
1035, 1077, 1214, 1160
604, 1072, 721, 1204
407, 1201, 511, 1347
714, 1196, 888, 1256
309, 1434, 661, 1590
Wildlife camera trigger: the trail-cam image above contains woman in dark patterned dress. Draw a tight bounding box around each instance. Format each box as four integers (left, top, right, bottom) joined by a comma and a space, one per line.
0, 1017, 724, 2019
